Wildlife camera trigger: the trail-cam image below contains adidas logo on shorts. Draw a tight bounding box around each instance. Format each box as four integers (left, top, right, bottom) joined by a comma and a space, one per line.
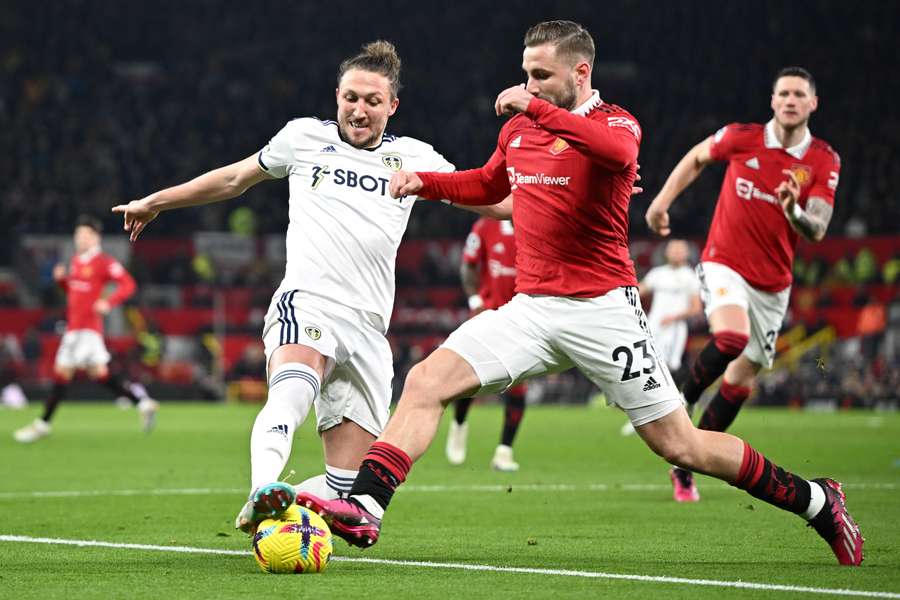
267, 424, 289, 438
642, 377, 661, 392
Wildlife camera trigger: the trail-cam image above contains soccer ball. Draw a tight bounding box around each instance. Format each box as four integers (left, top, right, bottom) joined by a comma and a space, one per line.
252, 504, 333, 574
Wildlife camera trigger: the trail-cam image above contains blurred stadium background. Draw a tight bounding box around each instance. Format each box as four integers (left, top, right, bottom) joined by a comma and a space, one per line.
1, 0, 897, 411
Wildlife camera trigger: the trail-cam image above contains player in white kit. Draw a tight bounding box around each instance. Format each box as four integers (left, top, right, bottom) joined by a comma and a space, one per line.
620, 239, 700, 437
113, 41, 508, 533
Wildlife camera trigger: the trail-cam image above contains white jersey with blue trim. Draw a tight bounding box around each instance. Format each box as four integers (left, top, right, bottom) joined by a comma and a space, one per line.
258, 117, 454, 331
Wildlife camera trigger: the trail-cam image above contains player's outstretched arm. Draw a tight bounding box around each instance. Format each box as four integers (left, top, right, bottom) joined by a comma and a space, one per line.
645, 138, 713, 236
449, 195, 514, 220
112, 155, 273, 241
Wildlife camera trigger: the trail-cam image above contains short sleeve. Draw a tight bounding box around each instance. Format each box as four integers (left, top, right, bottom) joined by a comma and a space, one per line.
708, 123, 740, 162
808, 148, 841, 207
257, 123, 297, 179
422, 147, 455, 174
107, 260, 125, 278
462, 221, 484, 265
642, 267, 659, 291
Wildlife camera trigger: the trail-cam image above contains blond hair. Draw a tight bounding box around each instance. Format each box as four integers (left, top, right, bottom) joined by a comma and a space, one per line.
338, 40, 402, 97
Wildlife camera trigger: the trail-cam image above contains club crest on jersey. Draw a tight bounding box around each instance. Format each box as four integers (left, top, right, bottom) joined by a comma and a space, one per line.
304, 326, 322, 341
790, 164, 812, 186
549, 137, 569, 155
382, 155, 402, 172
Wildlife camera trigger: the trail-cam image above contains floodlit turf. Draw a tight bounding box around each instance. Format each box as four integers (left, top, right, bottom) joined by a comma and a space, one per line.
1, 402, 898, 599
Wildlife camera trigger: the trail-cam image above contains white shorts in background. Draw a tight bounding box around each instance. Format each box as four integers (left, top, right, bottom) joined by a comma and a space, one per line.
55, 330, 111, 369
696, 261, 790, 368
262, 289, 393, 437
440, 289, 683, 427
651, 322, 688, 371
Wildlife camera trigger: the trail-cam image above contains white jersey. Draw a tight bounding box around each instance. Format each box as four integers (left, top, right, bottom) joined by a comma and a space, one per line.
643, 264, 700, 334
258, 118, 454, 331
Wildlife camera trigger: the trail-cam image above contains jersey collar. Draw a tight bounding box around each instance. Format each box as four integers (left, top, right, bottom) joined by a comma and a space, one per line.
764, 119, 812, 159
76, 246, 100, 263
571, 90, 602, 116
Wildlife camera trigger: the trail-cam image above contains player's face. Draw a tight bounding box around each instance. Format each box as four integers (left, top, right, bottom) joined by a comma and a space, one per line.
336, 70, 399, 149
73, 226, 100, 254
771, 76, 818, 129
522, 44, 580, 111
665, 240, 689, 266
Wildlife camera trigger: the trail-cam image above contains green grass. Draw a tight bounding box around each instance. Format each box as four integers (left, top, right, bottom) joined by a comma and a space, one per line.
1, 402, 898, 599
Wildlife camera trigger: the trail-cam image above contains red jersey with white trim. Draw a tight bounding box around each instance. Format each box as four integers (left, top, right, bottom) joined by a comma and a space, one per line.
58, 249, 136, 333
417, 91, 640, 297
463, 218, 517, 309
703, 121, 840, 292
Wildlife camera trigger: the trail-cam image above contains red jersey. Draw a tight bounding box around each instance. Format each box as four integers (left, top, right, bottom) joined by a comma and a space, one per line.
418, 91, 640, 297
463, 218, 517, 309
704, 120, 840, 292
58, 248, 136, 333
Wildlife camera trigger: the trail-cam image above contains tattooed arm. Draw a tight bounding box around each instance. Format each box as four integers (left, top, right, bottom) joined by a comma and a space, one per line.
776, 170, 833, 242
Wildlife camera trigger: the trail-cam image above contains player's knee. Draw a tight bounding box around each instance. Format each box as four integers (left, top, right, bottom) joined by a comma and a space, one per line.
712, 330, 749, 358
402, 360, 443, 402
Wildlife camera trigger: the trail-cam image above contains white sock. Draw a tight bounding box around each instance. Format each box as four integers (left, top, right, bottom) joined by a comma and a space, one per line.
802, 481, 827, 520
294, 466, 358, 500
249, 362, 320, 491
325, 465, 358, 498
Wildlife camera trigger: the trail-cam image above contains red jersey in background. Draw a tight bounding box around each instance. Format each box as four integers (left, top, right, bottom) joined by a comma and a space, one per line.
703, 120, 840, 292
463, 218, 517, 309
58, 247, 136, 333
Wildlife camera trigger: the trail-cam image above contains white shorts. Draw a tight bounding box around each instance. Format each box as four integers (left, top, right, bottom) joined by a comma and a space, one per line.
55, 330, 111, 369
262, 289, 393, 437
441, 289, 683, 427
697, 261, 790, 368
651, 322, 688, 371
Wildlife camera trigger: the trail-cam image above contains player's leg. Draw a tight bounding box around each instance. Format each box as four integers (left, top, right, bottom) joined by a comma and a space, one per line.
88, 358, 159, 432
298, 295, 562, 547
636, 408, 863, 565
491, 384, 526, 471
681, 263, 751, 408
446, 397, 472, 465
697, 355, 758, 432
295, 419, 375, 500
14, 333, 78, 442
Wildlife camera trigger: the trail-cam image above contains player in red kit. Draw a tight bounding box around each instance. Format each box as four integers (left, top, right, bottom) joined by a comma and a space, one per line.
296, 25, 862, 565
446, 217, 527, 471
645, 67, 840, 503
13, 216, 158, 443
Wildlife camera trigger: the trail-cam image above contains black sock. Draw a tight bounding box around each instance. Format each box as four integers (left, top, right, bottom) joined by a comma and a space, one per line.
500, 392, 525, 447
454, 397, 473, 425
682, 332, 748, 405
41, 381, 68, 423
698, 380, 751, 432
348, 442, 411, 511
101, 374, 140, 405
733, 442, 812, 515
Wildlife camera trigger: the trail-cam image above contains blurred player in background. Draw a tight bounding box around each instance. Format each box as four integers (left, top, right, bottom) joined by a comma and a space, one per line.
113, 41, 510, 535
645, 67, 840, 502
13, 215, 158, 443
446, 217, 526, 471
620, 239, 701, 446
297, 24, 862, 566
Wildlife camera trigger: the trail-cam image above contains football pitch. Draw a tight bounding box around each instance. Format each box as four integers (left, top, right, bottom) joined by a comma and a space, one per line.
1, 402, 898, 599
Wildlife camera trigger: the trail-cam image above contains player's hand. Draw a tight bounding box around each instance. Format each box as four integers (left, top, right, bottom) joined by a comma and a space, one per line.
495, 84, 535, 116
93, 298, 111, 315
389, 170, 423, 199
112, 198, 159, 242
52, 263, 66, 281
645, 202, 671, 237
776, 169, 801, 214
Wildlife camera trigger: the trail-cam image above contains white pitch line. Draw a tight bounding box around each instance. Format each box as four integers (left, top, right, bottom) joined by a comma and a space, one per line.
0, 481, 895, 500
0, 534, 896, 599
